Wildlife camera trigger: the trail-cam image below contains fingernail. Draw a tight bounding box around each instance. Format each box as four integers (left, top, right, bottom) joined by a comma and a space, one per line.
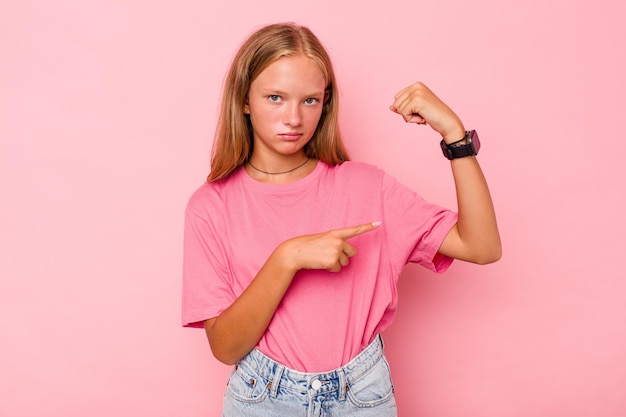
372, 221, 382, 227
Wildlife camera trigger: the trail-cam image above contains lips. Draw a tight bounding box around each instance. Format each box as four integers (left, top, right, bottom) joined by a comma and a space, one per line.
278, 132, 303, 141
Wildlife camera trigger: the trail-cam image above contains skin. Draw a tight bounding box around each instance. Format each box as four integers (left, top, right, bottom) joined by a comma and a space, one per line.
205, 55, 502, 365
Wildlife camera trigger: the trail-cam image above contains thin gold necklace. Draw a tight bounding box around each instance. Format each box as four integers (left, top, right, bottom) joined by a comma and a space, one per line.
248, 157, 310, 175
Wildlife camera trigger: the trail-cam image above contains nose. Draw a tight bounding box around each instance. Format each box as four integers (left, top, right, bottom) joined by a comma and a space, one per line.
283, 102, 302, 127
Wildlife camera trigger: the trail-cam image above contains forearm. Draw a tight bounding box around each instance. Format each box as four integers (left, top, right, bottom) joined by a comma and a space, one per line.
447, 154, 501, 264
205, 245, 296, 365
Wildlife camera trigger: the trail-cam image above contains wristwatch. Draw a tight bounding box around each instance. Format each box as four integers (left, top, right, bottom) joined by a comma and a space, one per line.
440, 130, 480, 160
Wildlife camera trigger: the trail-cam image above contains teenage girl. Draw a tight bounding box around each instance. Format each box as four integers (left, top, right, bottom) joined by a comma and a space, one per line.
182, 22, 501, 417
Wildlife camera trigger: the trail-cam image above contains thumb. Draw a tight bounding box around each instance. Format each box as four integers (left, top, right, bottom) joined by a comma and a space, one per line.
332, 221, 382, 240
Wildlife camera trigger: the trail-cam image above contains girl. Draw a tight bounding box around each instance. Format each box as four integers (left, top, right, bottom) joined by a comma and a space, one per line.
182, 23, 501, 417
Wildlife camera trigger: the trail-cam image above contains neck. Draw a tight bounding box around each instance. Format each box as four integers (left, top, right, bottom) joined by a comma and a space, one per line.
245, 157, 317, 184
247, 156, 310, 175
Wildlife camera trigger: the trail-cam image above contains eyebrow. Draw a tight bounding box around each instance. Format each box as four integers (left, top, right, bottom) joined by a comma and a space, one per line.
260, 89, 325, 97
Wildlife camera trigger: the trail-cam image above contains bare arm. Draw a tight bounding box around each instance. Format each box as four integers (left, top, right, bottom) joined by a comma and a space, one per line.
205, 221, 380, 365
391, 82, 501, 264
439, 155, 502, 264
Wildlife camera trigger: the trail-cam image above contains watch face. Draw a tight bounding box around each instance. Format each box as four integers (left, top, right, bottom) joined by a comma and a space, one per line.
469, 130, 480, 154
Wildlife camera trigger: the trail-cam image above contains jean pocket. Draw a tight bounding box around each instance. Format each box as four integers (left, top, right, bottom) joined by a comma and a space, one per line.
225, 363, 269, 403
346, 356, 395, 408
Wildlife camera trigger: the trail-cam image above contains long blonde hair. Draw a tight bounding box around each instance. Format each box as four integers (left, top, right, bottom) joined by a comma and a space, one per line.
207, 23, 350, 182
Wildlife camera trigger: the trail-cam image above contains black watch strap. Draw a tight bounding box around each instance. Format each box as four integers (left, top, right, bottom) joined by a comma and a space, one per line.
440, 130, 480, 160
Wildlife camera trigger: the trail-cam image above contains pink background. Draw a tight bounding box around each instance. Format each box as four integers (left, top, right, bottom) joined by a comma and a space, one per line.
2, 0, 625, 416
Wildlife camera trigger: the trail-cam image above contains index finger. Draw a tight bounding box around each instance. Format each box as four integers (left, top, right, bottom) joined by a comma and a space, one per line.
331, 221, 382, 240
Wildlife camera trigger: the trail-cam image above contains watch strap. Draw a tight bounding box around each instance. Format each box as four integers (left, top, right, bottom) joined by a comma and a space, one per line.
440, 130, 479, 160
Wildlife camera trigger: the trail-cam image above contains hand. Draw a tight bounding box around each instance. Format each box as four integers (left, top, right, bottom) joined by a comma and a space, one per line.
390, 82, 465, 142
279, 221, 381, 272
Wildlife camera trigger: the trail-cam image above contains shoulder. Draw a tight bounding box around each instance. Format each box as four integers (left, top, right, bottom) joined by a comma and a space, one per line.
330, 161, 386, 180
185, 170, 242, 216
319, 161, 388, 195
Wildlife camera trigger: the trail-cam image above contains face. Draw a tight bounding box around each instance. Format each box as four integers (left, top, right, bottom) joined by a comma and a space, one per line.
244, 54, 326, 161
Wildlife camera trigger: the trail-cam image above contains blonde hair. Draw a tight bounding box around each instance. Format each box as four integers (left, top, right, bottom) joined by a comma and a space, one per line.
207, 23, 350, 182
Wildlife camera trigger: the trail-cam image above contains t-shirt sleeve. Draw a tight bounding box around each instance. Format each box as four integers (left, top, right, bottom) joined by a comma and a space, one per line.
181, 194, 235, 328
381, 172, 458, 273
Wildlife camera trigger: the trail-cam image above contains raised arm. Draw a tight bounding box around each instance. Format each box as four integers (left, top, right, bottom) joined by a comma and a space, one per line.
390, 82, 501, 264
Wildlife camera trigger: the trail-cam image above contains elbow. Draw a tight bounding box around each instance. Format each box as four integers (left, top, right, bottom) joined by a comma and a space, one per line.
474, 252, 501, 265
210, 346, 240, 366
207, 335, 245, 366
473, 232, 503, 265
473, 244, 502, 265
205, 319, 243, 365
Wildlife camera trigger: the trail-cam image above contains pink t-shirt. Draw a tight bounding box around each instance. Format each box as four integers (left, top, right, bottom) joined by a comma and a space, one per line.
182, 161, 457, 372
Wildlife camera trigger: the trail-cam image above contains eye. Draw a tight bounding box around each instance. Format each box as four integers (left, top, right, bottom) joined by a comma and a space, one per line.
268, 95, 281, 102
304, 98, 319, 105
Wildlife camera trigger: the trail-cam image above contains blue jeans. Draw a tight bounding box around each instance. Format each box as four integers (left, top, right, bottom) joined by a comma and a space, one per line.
222, 335, 397, 416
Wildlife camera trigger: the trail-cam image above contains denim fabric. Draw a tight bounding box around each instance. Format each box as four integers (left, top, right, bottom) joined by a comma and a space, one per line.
222, 335, 397, 417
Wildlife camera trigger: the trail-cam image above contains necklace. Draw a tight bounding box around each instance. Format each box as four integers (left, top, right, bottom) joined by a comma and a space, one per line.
248, 157, 310, 175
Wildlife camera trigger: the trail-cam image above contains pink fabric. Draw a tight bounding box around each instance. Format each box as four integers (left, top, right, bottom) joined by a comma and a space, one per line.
182, 161, 457, 372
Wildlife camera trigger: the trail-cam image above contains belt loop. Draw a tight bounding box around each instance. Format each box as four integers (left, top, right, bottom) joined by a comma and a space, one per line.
269, 365, 284, 398
337, 368, 347, 401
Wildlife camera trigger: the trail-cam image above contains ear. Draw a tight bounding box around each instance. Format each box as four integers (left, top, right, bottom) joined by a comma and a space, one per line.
243, 98, 250, 114
323, 89, 331, 104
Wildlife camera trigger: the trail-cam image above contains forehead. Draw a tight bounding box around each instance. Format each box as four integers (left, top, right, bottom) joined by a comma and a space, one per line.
252, 55, 326, 91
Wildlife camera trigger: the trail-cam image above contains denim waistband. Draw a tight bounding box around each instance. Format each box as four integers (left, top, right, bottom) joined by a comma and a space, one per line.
236, 335, 385, 399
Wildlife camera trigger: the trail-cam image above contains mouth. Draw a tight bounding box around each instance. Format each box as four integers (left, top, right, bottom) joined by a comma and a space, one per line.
278, 132, 304, 141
